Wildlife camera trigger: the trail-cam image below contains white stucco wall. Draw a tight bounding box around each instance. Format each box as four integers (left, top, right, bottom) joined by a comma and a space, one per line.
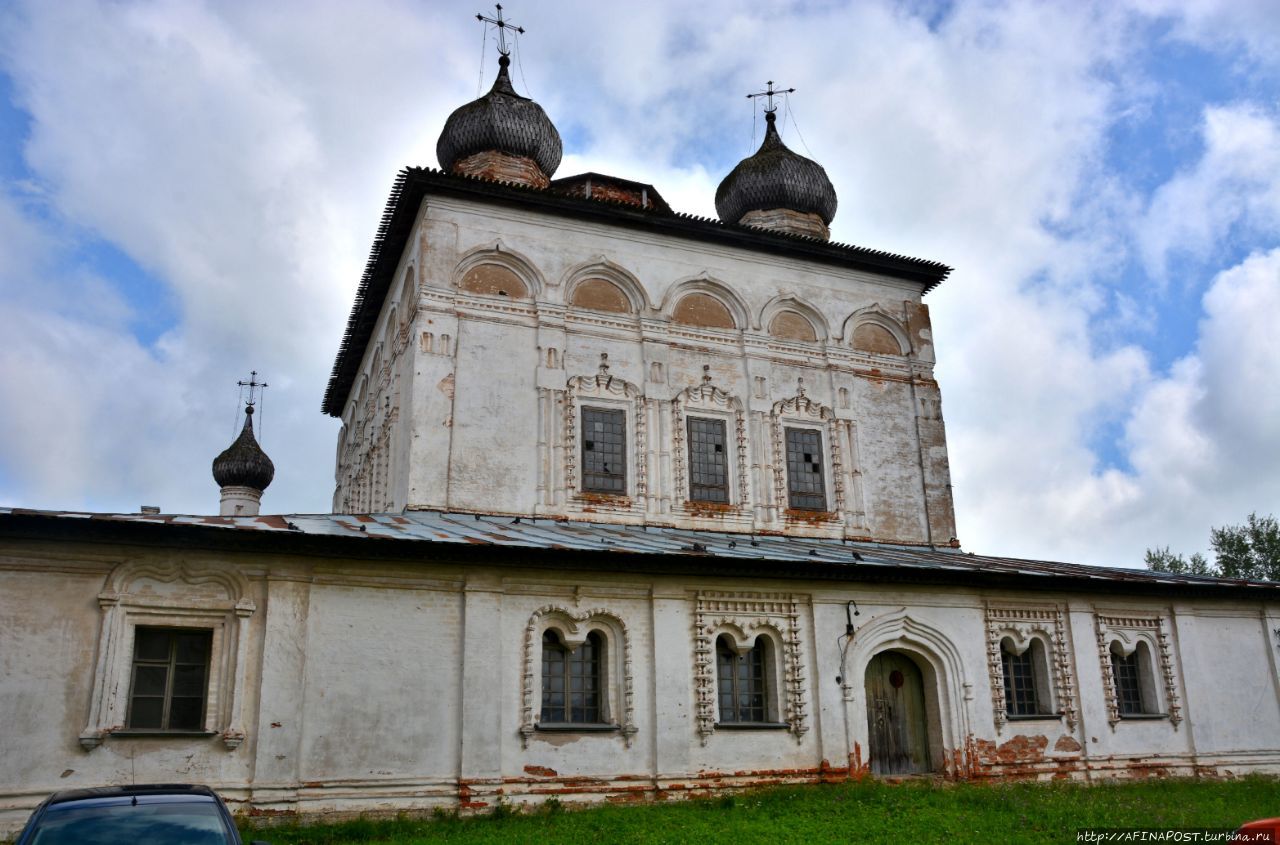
2, 540, 1278, 832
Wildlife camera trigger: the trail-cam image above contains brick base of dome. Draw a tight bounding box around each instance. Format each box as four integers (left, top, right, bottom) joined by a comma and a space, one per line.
451, 152, 550, 189
738, 208, 830, 240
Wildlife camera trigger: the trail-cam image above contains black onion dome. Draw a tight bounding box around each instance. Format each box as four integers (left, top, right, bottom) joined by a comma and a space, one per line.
212, 407, 275, 491
715, 112, 837, 226
436, 56, 562, 178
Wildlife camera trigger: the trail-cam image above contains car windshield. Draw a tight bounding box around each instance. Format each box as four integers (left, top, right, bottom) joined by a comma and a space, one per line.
31, 800, 229, 845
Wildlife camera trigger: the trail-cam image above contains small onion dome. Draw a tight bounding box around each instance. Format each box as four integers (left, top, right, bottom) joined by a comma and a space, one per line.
212, 406, 275, 492
715, 111, 837, 229
436, 55, 563, 180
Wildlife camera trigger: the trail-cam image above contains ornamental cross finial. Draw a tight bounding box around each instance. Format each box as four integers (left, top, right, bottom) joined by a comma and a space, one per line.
476, 3, 525, 57
796, 376, 806, 397
598, 353, 610, 376
702, 364, 712, 384
236, 370, 269, 410
746, 80, 795, 114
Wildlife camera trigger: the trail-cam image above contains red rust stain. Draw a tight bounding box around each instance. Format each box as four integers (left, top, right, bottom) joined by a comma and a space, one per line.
523, 765, 558, 777
1054, 735, 1082, 753
783, 508, 838, 525
684, 502, 737, 519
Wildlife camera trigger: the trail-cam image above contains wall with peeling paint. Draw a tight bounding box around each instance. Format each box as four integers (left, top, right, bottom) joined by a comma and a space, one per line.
333, 195, 956, 546
1, 541, 1278, 832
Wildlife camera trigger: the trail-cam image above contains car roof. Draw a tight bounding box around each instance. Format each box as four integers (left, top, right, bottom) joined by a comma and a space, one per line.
45, 784, 221, 807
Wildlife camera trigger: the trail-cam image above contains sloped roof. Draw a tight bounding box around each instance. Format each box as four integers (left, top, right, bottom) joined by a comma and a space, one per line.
2, 508, 1275, 599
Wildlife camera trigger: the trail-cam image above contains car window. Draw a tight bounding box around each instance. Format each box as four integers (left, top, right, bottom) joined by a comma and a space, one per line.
31, 801, 230, 845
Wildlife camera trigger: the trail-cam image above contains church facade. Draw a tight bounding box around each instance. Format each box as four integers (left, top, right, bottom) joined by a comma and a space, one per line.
2, 42, 1279, 832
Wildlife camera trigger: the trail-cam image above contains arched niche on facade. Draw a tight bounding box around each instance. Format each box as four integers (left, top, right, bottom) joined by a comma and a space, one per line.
454, 244, 543, 301
843, 305, 911, 356
662, 277, 749, 331
846, 608, 971, 776
563, 260, 646, 316
761, 296, 828, 343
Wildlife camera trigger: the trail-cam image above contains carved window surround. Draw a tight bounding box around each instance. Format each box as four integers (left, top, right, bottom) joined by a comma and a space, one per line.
520, 605, 638, 748
80, 561, 255, 752
1094, 612, 1183, 730
984, 604, 1078, 732
769, 380, 845, 521
693, 591, 809, 745
671, 366, 750, 514
564, 355, 647, 510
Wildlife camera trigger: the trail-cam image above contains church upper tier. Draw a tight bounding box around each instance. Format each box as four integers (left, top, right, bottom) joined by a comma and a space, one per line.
322, 161, 956, 546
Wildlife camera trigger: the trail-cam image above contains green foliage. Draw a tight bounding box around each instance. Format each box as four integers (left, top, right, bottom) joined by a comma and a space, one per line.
236, 776, 1278, 845
1211, 513, 1280, 581
1145, 512, 1279, 581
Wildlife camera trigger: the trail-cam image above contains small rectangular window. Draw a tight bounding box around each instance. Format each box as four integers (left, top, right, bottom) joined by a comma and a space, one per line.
128, 628, 211, 731
784, 427, 826, 510
581, 407, 627, 494
687, 417, 729, 503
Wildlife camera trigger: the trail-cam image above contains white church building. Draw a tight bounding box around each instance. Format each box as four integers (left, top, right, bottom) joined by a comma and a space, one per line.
2, 33, 1279, 831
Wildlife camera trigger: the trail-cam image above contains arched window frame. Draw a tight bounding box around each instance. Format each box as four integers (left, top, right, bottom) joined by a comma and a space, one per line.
520, 606, 638, 747
671, 367, 748, 511
565, 355, 645, 505
713, 630, 785, 727
1094, 613, 1182, 729
999, 634, 1055, 719
769, 381, 844, 518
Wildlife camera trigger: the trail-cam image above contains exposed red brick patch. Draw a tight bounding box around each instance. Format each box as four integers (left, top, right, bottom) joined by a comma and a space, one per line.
523, 765, 557, 777
1055, 735, 1083, 753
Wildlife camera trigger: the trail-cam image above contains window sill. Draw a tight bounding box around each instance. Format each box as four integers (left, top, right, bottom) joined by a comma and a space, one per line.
535, 723, 620, 733
714, 722, 790, 730
1118, 713, 1169, 721
1006, 715, 1063, 722
107, 730, 220, 739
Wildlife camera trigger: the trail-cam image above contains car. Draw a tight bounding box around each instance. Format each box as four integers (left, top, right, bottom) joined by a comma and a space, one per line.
13, 783, 268, 845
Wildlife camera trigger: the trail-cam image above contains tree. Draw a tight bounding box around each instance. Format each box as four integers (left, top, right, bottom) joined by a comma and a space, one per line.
1144, 547, 1213, 576
1210, 512, 1280, 581
1145, 513, 1280, 582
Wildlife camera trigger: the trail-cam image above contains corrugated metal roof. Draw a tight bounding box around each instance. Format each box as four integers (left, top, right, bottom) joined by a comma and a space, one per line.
2, 507, 1274, 592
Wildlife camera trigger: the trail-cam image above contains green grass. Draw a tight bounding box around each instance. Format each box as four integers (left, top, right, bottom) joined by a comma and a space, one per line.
238, 776, 1278, 845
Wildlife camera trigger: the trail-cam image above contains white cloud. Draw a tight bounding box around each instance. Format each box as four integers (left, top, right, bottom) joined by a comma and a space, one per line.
1138, 104, 1280, 281
0, 0, 1276, 573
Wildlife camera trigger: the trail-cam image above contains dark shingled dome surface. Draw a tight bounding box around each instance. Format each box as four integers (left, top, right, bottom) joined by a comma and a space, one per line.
715, 113, 837, 226
212, 408, 275, 491
436, 56, 562, 178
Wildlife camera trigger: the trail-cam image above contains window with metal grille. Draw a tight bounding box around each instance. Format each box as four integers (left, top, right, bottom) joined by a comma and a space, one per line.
127, 628, 211, 731
784, 427, 826, 510
1111, 647, 1145, 715
1001, 644, 1041, 717
581, 407, 626, 494
716, 637, 768, 723
687, 417, 729, 503
541, 630, 603, 724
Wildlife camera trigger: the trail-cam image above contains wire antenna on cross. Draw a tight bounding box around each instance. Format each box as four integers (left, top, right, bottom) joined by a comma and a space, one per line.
476, 4, 525, 57
237, 370, 269, 409
747, 80, 795, 114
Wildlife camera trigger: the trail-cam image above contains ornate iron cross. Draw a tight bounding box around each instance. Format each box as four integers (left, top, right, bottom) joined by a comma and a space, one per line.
747, 80, 795, 114
476, 3, 525, 56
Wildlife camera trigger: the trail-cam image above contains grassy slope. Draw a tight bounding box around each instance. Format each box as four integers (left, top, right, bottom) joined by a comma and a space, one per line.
241, 777, 1279, 845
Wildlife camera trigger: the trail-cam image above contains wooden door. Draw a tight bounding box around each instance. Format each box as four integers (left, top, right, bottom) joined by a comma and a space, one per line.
864, 651, 931, 775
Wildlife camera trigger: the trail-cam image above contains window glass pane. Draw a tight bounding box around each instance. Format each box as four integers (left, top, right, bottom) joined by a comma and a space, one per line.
784, 427, 826, 510
175, 633, 210, 664
1111, 650, 1145, 715
133, 629, 171, 662
132, 665, 168, 698
687, 417, 729, 503
168, 697, 204, 731
129, 697, 164, 730
581, 408, 627, 494
172, 664, 206, 698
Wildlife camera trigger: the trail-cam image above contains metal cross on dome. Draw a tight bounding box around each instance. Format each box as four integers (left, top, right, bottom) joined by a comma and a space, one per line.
476, 4, 525, 57
746, 80, 796, 114
237, 370, 269, 409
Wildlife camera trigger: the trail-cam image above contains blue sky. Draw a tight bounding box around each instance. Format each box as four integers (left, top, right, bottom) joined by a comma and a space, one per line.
0, 0, 1277, 568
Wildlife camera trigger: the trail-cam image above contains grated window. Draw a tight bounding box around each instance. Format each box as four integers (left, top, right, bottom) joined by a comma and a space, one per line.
687, 417, 730, 503
581, 407, 626, 494
784, 427, 826, 510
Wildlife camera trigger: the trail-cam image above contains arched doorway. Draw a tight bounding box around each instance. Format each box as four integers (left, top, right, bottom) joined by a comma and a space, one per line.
864, 650, 932, 775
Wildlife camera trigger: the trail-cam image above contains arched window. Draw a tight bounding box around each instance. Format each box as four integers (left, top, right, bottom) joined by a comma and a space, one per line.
1001, 637, 1053, 718
541, 630, 603, 724
716, 635, 772, 724
1111, 641, 1159, 717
